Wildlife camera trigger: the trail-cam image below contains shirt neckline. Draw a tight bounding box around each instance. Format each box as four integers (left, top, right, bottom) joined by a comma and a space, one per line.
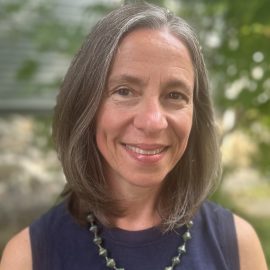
99, 223, 186, 247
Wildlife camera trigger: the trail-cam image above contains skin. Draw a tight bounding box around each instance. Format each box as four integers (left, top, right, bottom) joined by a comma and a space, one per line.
0, 29, 267, 270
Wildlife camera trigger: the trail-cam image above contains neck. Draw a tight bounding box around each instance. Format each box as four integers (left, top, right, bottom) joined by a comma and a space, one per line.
113, 199, 161, 231
110, 182, 162, 230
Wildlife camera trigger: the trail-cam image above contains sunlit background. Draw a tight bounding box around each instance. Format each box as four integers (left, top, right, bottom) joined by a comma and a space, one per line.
0, 0, 269, 266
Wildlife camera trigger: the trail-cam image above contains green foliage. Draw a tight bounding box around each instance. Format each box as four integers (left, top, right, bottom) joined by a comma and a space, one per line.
84, 3, 119, 14
2, 2, 23, 13
253, 142, 270, 175
0, 0, 114, 97
16, 59, 39, 80
178, 0, 270, 176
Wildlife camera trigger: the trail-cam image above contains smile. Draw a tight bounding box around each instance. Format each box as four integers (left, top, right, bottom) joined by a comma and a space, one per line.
124, 144, 166, 155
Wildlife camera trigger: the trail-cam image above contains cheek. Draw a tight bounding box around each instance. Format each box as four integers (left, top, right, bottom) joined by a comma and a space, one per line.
174, 109, 193, 140
95, 125, 105, 158
171, 112, 193, 165
95, 104, 124, 152
95, 105, 110, 154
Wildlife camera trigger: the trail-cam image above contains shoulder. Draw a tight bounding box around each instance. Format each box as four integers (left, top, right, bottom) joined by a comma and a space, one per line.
0, 202, 69, 270
0, 228, 32, 270
234, 214, 267, 270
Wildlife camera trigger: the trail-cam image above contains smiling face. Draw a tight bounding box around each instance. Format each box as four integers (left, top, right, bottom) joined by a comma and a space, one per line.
95, 28, 194, 195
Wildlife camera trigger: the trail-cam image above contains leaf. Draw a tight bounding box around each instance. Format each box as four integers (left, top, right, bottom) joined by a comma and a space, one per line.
16, 59, 39, 80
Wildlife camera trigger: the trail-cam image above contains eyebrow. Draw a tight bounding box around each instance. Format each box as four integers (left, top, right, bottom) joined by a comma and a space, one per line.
107, 74, 146, 88
164, 79, 193, 94
107, 73, 193, 93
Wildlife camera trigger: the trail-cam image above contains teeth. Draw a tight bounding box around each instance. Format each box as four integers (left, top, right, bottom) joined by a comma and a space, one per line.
125, 145, 164, 155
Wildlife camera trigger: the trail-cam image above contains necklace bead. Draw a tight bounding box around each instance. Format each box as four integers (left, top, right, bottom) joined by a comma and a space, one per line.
172, 256, 180, 266
183, 231, 192, 241
93, 236, 102, 245
178, 244, 186, 254
87, 214, 193, 270
99, 247, 107, 257
106, 258, 116, 268
89, 224, 98, 233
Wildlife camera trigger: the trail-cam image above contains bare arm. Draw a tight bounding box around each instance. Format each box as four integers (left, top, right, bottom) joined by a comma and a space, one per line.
234, 215, 268, 270
0, 228, 32, 270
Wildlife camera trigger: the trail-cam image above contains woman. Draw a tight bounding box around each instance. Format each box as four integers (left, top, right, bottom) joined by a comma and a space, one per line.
1, 2, 267, 270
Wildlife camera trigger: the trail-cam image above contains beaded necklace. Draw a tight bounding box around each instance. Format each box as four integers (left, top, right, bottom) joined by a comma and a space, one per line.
87, 214, 193, 270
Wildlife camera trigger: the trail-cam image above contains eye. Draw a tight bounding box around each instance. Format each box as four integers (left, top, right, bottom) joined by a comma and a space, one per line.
168, 92, 182, 99
167, 91, 188, 101
114, 87, 132, 96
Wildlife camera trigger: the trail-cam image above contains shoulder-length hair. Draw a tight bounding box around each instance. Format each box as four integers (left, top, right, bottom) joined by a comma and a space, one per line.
53, 2, 221, 231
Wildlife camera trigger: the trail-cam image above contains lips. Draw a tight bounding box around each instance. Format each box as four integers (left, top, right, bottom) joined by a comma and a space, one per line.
124, 144, 167, 155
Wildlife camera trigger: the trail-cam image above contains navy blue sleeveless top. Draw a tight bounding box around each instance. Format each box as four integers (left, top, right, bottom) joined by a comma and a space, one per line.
30, 200, 239, 270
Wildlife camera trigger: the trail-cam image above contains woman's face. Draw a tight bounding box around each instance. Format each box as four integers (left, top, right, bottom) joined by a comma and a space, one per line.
95, 28, 194, 193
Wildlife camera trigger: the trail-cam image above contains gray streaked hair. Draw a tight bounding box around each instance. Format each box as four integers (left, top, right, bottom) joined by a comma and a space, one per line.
53, 2, 221, 231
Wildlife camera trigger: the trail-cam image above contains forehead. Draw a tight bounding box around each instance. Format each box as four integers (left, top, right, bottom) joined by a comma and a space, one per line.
116, 27, 192, 61
107, 28, 194, 90
122, 27, 187, 49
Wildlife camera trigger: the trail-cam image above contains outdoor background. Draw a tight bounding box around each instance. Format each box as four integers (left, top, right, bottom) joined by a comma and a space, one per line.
0, 0, 269, 266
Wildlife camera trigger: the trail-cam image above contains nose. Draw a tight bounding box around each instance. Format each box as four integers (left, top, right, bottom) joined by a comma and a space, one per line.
133, 99, 168, 134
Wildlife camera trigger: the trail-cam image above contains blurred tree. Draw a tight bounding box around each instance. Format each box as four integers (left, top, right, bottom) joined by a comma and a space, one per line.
180, 0, 270, 176
0, 0, 118, 100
